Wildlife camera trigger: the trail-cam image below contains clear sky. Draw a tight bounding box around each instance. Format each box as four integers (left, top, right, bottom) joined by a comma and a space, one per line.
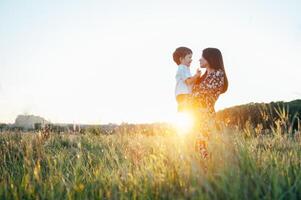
0, 0, 300, 124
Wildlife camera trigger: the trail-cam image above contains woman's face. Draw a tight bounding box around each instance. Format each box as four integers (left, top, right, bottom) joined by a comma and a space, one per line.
199, 56, 209, 69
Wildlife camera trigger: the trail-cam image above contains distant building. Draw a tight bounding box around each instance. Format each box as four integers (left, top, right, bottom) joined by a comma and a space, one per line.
14, 115, 49, 130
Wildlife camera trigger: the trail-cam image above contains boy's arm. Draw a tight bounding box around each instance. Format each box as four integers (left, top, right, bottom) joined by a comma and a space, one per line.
184, 75, 198, 85
185, 70, 201, 85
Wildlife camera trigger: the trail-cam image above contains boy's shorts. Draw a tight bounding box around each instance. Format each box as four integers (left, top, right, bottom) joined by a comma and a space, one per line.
176, 94, 193, 112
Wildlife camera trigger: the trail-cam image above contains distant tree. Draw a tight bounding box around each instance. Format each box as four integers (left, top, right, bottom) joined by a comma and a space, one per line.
0, 123, 8, 132
34, 123, 42, 131
216, 100, 301, 131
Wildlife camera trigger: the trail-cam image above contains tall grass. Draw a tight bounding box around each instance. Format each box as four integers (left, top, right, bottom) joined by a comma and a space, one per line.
0, 112, 301, 199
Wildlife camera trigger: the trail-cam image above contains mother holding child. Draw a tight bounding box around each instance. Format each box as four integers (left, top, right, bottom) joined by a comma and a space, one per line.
173, 47, 228, 158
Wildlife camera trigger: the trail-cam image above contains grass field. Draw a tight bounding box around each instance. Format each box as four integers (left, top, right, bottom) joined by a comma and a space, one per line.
0, 120, 301, 199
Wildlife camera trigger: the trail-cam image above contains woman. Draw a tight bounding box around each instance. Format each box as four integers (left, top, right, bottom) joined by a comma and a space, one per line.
191, 48, 228, 157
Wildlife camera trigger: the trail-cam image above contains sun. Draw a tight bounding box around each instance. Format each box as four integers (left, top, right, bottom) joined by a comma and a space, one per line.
170, 112, 194, 135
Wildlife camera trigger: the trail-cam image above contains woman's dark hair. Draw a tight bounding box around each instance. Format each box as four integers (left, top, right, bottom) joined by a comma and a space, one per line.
172, 47, 192, 65
201, 48, 228, 93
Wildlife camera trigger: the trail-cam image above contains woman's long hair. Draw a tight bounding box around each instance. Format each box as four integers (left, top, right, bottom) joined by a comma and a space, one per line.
199, 48, 228, 94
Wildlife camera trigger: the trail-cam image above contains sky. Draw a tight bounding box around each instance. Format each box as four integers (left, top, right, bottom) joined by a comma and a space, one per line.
0, 0, 300, 124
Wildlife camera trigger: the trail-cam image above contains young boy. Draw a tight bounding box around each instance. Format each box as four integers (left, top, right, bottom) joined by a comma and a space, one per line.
173, 47, 200, 112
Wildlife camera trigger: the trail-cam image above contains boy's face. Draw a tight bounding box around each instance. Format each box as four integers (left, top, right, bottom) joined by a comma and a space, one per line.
180, 53, 192, 67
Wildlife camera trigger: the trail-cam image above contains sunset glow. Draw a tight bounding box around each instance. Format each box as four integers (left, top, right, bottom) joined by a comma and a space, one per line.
0, 0, 300, 124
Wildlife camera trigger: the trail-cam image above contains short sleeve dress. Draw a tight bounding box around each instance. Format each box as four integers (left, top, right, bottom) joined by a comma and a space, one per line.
191, 69, 225, 137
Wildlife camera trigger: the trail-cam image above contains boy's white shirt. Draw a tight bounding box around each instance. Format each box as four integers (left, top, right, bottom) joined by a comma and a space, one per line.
175, 64, 192, 98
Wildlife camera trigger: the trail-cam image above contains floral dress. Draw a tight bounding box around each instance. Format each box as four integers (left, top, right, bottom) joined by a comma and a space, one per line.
191, 69, 225, 138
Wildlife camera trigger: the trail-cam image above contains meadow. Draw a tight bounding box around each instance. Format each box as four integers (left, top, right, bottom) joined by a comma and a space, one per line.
0, 107, 301, 199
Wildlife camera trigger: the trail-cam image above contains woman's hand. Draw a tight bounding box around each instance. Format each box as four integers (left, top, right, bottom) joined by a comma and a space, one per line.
196, 68, 202, 77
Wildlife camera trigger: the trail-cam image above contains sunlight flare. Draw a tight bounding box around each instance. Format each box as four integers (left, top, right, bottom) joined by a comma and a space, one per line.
171, 112, 194, 135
